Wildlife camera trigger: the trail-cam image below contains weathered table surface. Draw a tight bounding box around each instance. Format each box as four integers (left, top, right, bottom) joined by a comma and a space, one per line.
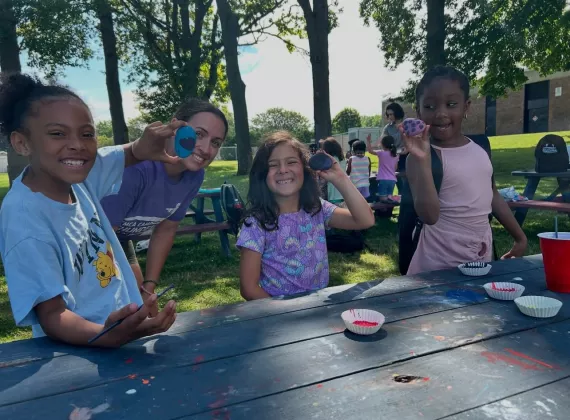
1, 255, 569, 420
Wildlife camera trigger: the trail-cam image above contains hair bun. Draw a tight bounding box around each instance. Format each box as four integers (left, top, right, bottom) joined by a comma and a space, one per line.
0, 73, 43, 136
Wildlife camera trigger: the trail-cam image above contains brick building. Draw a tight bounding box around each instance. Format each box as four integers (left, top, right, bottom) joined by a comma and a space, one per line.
381, 70, 570, 136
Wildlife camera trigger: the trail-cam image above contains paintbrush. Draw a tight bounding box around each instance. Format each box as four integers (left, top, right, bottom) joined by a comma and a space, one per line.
88, 284, 175, 344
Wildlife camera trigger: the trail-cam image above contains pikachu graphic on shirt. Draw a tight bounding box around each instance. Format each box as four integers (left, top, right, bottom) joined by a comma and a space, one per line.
92, 242, 118, 288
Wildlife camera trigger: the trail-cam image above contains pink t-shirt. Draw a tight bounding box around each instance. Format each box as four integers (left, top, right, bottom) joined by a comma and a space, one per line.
375, 150, 398, 181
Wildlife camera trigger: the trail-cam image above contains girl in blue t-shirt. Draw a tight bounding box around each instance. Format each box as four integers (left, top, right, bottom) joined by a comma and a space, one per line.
0, 73, 181, 347
236, 131, 375, 300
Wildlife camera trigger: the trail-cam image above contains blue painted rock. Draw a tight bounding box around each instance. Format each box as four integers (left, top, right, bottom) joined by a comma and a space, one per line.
309, 153, 333, 171
402, 118, 426, 137
175, 126, 197, 158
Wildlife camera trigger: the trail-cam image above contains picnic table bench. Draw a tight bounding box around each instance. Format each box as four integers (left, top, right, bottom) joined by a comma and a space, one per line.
1, 255, 569, 419
511, 170, 570, 226
132, 188, 231, 257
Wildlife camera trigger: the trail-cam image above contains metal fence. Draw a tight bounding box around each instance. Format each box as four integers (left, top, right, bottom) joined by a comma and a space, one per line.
0, 153, 7, 173
215, 147, 258, 161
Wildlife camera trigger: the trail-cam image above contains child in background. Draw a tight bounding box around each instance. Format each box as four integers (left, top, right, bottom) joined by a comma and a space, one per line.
346, 140, 371, 199
322, 137, 346, 203
237, 131, 374, 300
101, 99, 227, 314
0, 73, 178, 347
366, 134, 399, 202
403, 66, 527, 275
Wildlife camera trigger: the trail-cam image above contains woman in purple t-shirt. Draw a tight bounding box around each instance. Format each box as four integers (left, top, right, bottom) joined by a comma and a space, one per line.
236, 131, 375, 300
366, 134, 399, 202
101, 99, 228, 314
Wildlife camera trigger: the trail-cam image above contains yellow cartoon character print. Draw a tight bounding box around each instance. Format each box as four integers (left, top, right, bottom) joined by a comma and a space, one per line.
92, 242, 118, 288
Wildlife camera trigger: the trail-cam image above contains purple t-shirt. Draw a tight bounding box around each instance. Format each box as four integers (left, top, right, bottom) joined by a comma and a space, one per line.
101, 161, 204, 240
375, 150, 399, 182
236, 199, 337, 297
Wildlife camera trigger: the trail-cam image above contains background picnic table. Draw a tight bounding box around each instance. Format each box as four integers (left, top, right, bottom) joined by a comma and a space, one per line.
0, 255, 568, 419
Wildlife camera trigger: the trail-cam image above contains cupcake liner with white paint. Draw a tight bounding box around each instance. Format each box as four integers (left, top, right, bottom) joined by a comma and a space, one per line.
483, 282, 525, 300
458, 262, 492, 276
514, 296, 563, 318
341, 309, 385, 335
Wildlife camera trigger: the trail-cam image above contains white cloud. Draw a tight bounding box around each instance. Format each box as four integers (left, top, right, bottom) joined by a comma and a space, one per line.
83, 89, 139, 123
234, 2, 414, 121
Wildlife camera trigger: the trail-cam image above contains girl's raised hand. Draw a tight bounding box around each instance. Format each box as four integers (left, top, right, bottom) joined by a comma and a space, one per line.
131, 120, 187, 164
400, 124, 431, 160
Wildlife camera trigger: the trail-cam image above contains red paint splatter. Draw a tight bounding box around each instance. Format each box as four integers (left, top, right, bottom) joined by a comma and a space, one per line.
423, 377, 430, 382
128, 374, 137, 379
209, 398, 226, 409
353, 320, 378, 327
505, 349, 554, 369
212, 409, 231, 420
434, 336, 445, 341
491, 283, 516, 292
481, 351, 541, 370
192, 355, 205, 371
124, 358, 133, 364
142, 379, 150, 385
316, 384, 323, 388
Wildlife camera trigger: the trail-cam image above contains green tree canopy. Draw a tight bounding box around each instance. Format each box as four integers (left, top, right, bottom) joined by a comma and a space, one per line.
361, 114, 383, 128
360, 0, 570, 100
251, 107, 313, 144
333, 107, 361, 133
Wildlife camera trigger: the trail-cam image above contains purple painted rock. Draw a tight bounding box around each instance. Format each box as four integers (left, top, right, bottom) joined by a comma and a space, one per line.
309, 153, 333, 171
402, 118, 426, 137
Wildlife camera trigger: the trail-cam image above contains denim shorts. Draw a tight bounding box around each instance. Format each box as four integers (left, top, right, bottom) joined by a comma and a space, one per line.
377, 180, 396, 196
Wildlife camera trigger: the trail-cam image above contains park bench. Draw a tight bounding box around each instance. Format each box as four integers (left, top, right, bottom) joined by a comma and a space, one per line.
132, 188, 232, 257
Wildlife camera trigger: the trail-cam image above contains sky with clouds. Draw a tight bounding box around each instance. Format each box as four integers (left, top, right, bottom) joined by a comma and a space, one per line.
23, 2, 415, 123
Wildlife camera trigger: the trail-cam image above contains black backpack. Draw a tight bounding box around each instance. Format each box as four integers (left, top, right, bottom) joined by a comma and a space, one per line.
398, 135, 496, 275
220, 182, 245, 235
534, 134, 569, 173
326, 228, 368, 253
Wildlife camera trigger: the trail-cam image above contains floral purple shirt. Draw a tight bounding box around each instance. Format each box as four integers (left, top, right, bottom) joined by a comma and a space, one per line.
237, 199, 337, 297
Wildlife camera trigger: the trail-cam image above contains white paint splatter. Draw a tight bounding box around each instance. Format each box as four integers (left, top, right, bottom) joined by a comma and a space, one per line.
535, 401, 552, 415
481, 400, 521, 420
69, 403, 110, 420
546, 399, 557, 406
512, 277, 523, 281
125, 389, 137, 395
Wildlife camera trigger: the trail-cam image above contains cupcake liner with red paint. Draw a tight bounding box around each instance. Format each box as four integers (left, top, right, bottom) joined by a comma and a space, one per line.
514, 296, 563, 318
341, 309, 385, 335
483, 282, 525, 300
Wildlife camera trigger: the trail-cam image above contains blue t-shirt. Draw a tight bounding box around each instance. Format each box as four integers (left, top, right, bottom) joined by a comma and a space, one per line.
0, 146, 143, 338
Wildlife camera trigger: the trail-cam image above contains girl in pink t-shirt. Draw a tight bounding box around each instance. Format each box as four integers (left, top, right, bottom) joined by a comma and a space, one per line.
366, 135, 399, 202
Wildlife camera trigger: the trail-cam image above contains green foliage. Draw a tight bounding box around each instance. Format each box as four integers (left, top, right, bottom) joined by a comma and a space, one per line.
360, 0, 570, 101
251, 107, 313, 144
95, 120, 113, 138
115, 0, 228, 121
96, 116, 149, 143
361, 114, 383, 128
333, 107, 361, 133
96, 135, 114, 148
15, 0, 94, 78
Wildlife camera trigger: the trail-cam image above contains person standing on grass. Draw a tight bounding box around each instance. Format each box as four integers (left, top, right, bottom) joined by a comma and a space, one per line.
404, 65, 527, 275
101, 99, 228, 316
237, 131, 374, 300
366, 134, 399, 203
0, 73, 177, 346
346, 140, 371, 200
382, 102, 406, 191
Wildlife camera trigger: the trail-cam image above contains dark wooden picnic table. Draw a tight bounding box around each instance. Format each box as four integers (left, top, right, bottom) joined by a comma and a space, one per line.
511, 170, 570, 225
1, 255, 569, 419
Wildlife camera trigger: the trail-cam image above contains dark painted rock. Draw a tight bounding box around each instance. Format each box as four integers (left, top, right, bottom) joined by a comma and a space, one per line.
309, 153, 333, 171
402, 118, 426, 137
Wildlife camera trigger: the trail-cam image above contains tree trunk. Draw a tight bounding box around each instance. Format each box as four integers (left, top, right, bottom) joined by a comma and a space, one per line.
216, 0, 252, 176
426, 0, 446, 68
0, 0, 28, 187
94, 0, 129, 144
298, 0, 332, 142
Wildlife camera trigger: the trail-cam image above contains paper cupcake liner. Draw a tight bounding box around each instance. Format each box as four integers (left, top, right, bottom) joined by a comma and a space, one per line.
514, 296, 563, 318
341, 309, 385, 335
458, 262, 492, 277
483, 282, 525, 300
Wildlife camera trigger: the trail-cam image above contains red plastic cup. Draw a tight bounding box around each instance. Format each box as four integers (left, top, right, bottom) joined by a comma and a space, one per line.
538, 232, 570, 293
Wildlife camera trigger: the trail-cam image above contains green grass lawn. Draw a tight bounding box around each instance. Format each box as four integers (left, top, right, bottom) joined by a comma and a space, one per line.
0, 130, 569, 343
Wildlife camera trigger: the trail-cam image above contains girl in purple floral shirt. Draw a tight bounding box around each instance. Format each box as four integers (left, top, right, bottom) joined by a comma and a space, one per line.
237, 131, 375, 300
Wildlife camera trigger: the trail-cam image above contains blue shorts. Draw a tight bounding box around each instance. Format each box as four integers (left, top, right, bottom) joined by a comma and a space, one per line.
377, 180, 396, 197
